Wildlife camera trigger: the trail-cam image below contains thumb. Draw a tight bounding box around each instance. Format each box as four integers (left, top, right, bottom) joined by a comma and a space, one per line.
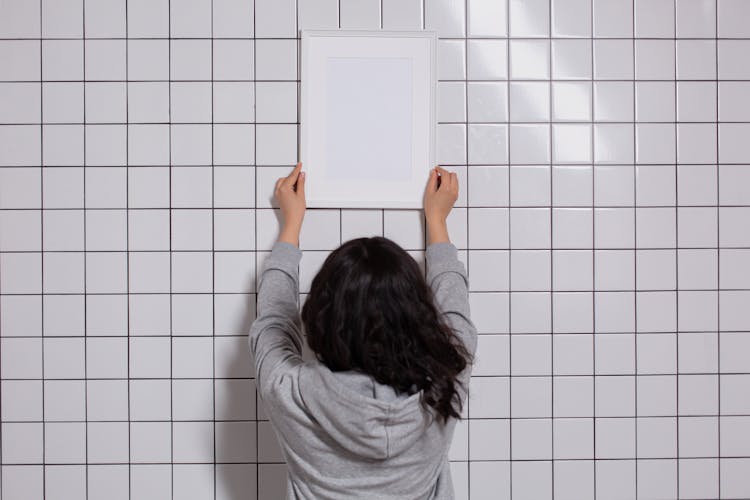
297, 170, 306, 195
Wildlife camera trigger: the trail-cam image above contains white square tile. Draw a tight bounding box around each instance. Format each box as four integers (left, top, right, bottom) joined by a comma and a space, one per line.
512, 419, 552, 460
719, 41, 750, 80
511, 165, 550, 206
511, 333, 551, 375
635, 165, 675, 206
300, 209, 341, 250
719, 124, 750, 163
340, 0, 381, 28
468, 165, 508, 206
593, 40, 633, 80
255, 0, 296, 37
84, 39, 126, 80
299, 0, 339, 29
511, 376, 551, 417
719, 82, 750, 122
510, 292, 551, 333
341, 210, 382, 240
469, 419, 509, 460
510, 208, 550, 248
553, 335, 593, 376
468, 376, 509, 417
554, 418, 594, 459
213, 0, 254, 37
438, 40, 466, 80
83, 0, 125, 37
509, 0, 549, 37
509, 82, 549, 122
552, 39, 592, 80
213, 82, 254, 123
43, 125, 84, 166
256, 82, 297, 123
718, 0, 750, 37
256, 124, 297, 165
467, 82, 507, 123
552, 82, 591, 121
383, 210, 424, 249
438, 82, 466, 123
127, 0, 168, 37
169, 0, 211, 37
172, 338, 213, 379
214, 166, 255, 208
127, 40, 169, 80
256, 39, 296, 80
171, 126, 212, 167
553, 250, 593, 291
509, 40, 549, 80
594, 124, 634, 164
676, 0, 715, 37
552, 0, 591, 37
469, 124, 508, 164
437, 123, 466, 165
468, 0, 507, 36
1, 168, 41, 209
635, 82, 675, 122
509, 124, 550, 165
468, 40, 508, 80
595, 418, 636, 457
594, 208, 635, 248
678, 206, 717, 248
171, 39, 212, 80
636, 124, 675, 165
468, 250, 509, 291
554, 292, 593, 333
214, 124, 255, 165
173, 465, 215, 499
42, 0, 82, 37
635, 0, 674, 37
511, 249, 550, 290
43, 252, 84, 293
170, 82, 211, 123
553, 124, 592, 164
127, 82, 169, 123
635, 40, 675, 80
0, 295, 42, 336
426, 0, 465, 36
555, 460, 595, 500
0, 0, 40, 37
678, 123, 717, 165
0, 40, 40, 81
677, 40, 716, 80
594, 82, 633, 122
171, 209, 212, 251
42, 40, 83, 81
553, 208, 593, 248
468, 208, 508, 248
0, 83, 40, 123
42, 83, 83, 124
593, 0, 633, 37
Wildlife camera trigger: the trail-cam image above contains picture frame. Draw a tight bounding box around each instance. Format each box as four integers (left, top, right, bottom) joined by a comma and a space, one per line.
300, 29, 437, 209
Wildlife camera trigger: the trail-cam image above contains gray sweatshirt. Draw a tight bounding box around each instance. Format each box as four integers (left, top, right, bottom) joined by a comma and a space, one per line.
248, 240, 478, 499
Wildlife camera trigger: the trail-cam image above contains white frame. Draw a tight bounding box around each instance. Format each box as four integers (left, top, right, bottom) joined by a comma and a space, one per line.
300, 29, 437, 209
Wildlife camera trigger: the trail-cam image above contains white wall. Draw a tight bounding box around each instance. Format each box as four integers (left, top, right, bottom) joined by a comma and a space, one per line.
1, 0, 749, 498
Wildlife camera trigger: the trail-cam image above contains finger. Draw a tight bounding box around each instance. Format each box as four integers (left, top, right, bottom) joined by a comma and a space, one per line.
296, 169, 306, 194
284, 162, 302, 187
275, 177, 284, 192
426, 167, 438, 192
438, 169, 454, 190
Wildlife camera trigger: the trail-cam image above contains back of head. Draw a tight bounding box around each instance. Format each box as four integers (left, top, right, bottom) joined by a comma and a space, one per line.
301, 236, 472, 423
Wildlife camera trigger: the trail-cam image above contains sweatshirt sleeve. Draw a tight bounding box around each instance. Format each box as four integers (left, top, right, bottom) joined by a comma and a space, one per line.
425, 242, 478, 360
248, 240, 305, 399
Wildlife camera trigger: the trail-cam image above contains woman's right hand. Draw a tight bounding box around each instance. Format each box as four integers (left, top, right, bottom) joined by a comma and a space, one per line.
423, 166, 458, 244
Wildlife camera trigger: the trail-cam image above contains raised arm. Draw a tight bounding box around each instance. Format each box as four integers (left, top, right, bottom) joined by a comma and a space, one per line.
423, 167, 478, 358
248, 162, 307, 399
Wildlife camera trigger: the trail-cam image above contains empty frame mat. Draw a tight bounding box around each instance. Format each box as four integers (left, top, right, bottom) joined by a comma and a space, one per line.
301, 30, 436, 208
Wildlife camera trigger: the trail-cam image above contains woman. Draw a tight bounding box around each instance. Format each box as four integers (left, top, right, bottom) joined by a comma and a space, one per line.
248, 162, 477, 499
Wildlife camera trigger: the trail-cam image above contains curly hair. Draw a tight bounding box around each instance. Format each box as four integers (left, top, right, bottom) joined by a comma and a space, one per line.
301, 236, 473, 423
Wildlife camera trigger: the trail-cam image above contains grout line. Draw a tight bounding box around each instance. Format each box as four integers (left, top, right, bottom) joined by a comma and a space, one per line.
253, 0, 259, 496
38, 0, 45, 498
548, 1, 555, 497
168, 1, 174, 498
506, 0, 512, 497
125, 0, 132, 498
462, 1, 470, 496
82, 1, 89, 497
210, 1, 217, 498
590, 0, 597, 497
715, 1, 721, 497
673, 2, 679, 498
632, 1, 639, 497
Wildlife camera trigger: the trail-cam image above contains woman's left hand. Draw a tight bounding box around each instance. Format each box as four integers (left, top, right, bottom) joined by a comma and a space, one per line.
275, 162, 306, 246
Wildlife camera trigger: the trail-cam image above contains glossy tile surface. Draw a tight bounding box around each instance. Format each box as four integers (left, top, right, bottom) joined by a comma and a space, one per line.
1, 0, 749, 499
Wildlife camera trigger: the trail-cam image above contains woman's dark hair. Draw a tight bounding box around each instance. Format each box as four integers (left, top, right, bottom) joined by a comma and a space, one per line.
301, 236, 473, 423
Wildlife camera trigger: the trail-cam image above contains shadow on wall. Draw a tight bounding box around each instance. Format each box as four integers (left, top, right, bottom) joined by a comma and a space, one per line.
215, 291, 290, 499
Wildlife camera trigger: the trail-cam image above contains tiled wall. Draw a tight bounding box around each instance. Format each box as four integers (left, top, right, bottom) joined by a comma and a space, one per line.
1, 0, 749, 498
